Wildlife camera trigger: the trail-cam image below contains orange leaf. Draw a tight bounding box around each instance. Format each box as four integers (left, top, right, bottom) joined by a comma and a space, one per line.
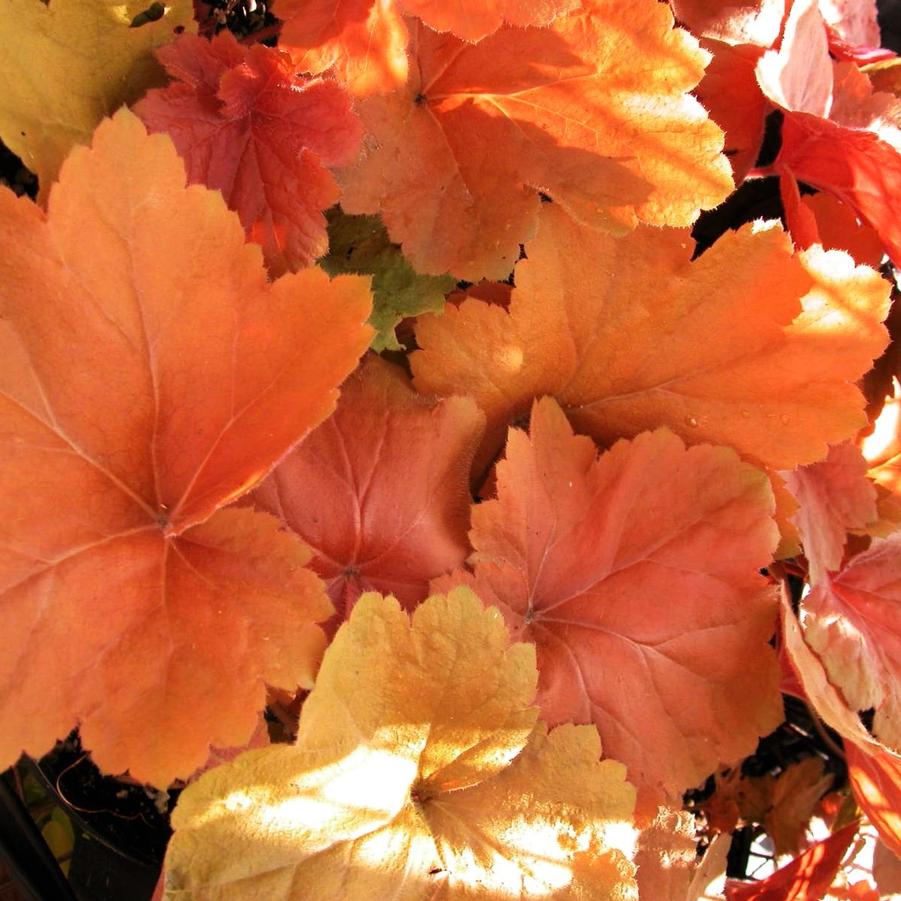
135, 32, 362, 276
252, 354, 484, 624
725, 821, 858, 901
846, 742, 901, 858
797, 194, 884, 268
696, 39, 768, 183
338, 0, 734, 280
670, 0, 785, 46
397, 0, 577, 42
435, 398, 782, 806
413, 202, 889, 478
0, 110, 373, 785
276, 0, 410, 97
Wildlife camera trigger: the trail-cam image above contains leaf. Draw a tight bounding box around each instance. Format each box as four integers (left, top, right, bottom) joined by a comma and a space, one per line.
819, 0, 881, 49
765, 54, 901, 267
276, 0, 410, 97
756, 0, 833, 117
802, 534, 901, 748
338, 0, 734, 280
796, 194, 885, 268
135, 32, 362, 277
319, 209, 456, 351
846, 742, 901, 858
779, 588, 896, 756
412, 201, 890, 478
634, 807, 699, 901
0, 109, 374, 785
765, 757, 835, 856
669, 0, 785, 46
696, 39, 768, 183
163, 590, 638, 899
724, 820, 858, 901
252, 354, 484, 623
782, 441, 878, 583
0, 0, 194, 197
395, 0, 578, 42
434, 398, 782, 806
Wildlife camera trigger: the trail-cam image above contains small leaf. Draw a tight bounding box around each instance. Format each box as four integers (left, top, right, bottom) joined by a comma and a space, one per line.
320, 210, 456, 351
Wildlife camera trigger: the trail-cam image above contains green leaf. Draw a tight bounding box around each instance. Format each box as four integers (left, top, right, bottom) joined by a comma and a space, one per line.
320, 208, 456, 351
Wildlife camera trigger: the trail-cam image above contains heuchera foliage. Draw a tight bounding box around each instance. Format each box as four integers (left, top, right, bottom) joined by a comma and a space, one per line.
1, 0, 901, 898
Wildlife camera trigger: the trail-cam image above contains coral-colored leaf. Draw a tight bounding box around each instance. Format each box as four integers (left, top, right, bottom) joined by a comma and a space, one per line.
757, 0, 833, 117
0, 0, 194, 197
319, 209, 457, 351
413, 202, 889, 477
338, 0, 734, 280
435, 398, 781, 805
696, 39, 768, 183
846, 742, 901, 858
779, 589, 894, 757
782, 441, 877, 582
252, 354, 484, 623
802, 535, 901, 748
0, 110, 373, 784
724, 821, 858, 901
397, 0, 577, 42
276, 0, 409, 97
819, 0, 881, 49
163, 590, 638, 898
135, 32, 362, 276
670, 0, 785, 46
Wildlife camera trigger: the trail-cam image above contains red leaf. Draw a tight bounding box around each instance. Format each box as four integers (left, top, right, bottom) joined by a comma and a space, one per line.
725, 821, 859, 901
136, 31, 362, 276
252, 355, 484, 625
777, 111, 901, 265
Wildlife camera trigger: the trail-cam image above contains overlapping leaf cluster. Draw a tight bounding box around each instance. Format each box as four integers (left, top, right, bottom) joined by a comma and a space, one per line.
1, 0, 901, 898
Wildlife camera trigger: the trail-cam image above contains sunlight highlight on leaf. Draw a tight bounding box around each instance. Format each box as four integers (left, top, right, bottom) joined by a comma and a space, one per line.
163, 591, 639, 898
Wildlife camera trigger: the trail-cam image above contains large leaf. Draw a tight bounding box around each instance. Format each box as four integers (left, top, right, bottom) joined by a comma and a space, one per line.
435, 398, 782, 806
252, 354, 484, 622
413, 202, 889, 477
0, 110, 373, 785
0, 0, 194, 196
136, 32, 362, 277
846, 742, 901, 858
337, 0, 734, 279
163, 590, 638, 899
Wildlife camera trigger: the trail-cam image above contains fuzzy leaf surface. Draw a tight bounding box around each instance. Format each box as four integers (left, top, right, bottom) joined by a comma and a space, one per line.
435, 398, 782, 806
0, 110, 373, 784
163, 590, 638, 899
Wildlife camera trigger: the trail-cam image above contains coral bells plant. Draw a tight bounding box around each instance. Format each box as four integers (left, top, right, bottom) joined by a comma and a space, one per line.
1, 0, 901, 898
